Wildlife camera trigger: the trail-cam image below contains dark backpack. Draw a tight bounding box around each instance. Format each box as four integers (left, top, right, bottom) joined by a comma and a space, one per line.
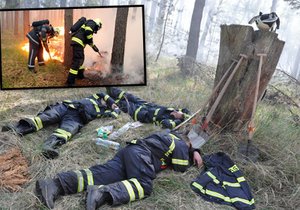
70, 17, 87, 33
32, 19, 50, 27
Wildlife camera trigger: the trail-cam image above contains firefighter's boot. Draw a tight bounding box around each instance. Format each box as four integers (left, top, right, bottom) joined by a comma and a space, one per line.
42, 136, 65, 159
77, 69, 85, 79
36, 178, 64, 209
2, 119, 35, 135
66, 74, 76, 86
86, 185, 111, 210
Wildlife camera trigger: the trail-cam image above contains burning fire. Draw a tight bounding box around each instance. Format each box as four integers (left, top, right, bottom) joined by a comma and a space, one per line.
21, 26, 64, 62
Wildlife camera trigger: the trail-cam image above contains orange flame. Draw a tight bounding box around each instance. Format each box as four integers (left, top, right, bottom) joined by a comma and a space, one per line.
21, 27, 64, 62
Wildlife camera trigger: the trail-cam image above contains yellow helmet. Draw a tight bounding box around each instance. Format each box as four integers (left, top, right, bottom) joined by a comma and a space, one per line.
94, 18, 102, 29
53, 27, 60, 36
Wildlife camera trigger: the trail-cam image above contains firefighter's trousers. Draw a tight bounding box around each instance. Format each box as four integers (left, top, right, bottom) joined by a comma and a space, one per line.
27, 34, 44, 69
67, 44, 85, 84
57, 144, 156, 205
21, 103, 84, 143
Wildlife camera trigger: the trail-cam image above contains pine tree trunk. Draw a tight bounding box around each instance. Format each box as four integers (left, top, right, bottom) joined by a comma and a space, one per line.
23, 11, 30, 41
64, 9, 73, 68
111, 7, 129, 73
14, 11, 19, 36
178, 0, 205, 76
210, 25, 285, 131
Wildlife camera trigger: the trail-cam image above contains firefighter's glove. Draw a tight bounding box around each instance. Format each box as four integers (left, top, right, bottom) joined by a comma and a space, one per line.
92, 45, 99, 52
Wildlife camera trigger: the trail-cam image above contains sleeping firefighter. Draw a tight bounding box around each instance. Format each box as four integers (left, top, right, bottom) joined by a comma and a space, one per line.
107, 87, 191, 129
2, 92, 120, 159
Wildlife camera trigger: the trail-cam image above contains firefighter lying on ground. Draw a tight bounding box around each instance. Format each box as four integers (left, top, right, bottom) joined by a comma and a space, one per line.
35, 130, 203, 210
2, 92, 120, 159
107, 87, 191, 129
26, 19, 59, 73
67, 18, 103, 86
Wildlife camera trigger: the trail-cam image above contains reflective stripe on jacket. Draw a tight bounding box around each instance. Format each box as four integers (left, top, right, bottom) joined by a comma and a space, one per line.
191, 152, 255, 210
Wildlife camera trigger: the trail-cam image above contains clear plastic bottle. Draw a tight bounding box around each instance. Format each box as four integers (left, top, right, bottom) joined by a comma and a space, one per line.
95, 138, 121, 150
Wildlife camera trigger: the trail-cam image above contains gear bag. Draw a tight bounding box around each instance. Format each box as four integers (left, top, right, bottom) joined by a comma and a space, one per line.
32, 19, 50, 27
70, 17, 87, 33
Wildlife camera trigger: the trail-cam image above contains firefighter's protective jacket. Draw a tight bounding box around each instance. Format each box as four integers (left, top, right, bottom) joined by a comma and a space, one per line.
71, 19, 98, 48
27, 24, 53, 44
109, 87, 191, 129
191, 152, 255, 210
19, 92, 118, 143
57, 131, 193, 206
63, 92, 119, 123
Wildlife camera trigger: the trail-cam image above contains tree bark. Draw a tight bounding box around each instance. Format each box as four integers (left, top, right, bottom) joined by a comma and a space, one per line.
23, 10, 30, 41
14, 11, 19, 36
210, 25, 285, 131
64, 9, 73, 68
185, 0, 205, 59
148, 0, 158, 33
111, 7, 129, 73
179, 0, 205, 76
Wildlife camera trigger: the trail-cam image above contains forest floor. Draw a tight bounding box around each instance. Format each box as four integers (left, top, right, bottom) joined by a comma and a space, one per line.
0, 57, 299, 210
1, 33, 144, 89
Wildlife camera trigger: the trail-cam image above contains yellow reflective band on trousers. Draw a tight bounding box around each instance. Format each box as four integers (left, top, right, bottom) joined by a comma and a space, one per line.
191, 182, 255, 205
69, 68, 78, 75
134, 106, 143, 121
71, 37, 85, 47
152, 108, 160, 125
207, 171, 220, 184
75, 170, 84, 192
171, 158, 188, 166
30, 117, 43, 131
84, 169, 94, 186
88, 99, 100, 113
122, 180, 135, 201
129, 178, 144, 199
54, 128, 72, 141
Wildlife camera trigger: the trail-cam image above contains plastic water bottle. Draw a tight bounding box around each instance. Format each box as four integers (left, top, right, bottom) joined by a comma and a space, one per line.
95, 138, 121, 150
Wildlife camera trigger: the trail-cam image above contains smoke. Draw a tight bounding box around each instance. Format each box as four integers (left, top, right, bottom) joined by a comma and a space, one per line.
76, 7, 144, 84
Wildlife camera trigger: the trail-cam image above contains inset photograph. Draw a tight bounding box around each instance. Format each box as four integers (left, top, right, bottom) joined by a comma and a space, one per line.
0, 5, 146, 89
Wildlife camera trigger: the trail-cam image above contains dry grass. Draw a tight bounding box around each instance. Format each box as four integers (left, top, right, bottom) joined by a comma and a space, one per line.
0, 57, 299, 210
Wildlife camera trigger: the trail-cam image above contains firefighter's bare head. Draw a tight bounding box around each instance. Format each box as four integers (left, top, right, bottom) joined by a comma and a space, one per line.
170, 111, 184, 119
